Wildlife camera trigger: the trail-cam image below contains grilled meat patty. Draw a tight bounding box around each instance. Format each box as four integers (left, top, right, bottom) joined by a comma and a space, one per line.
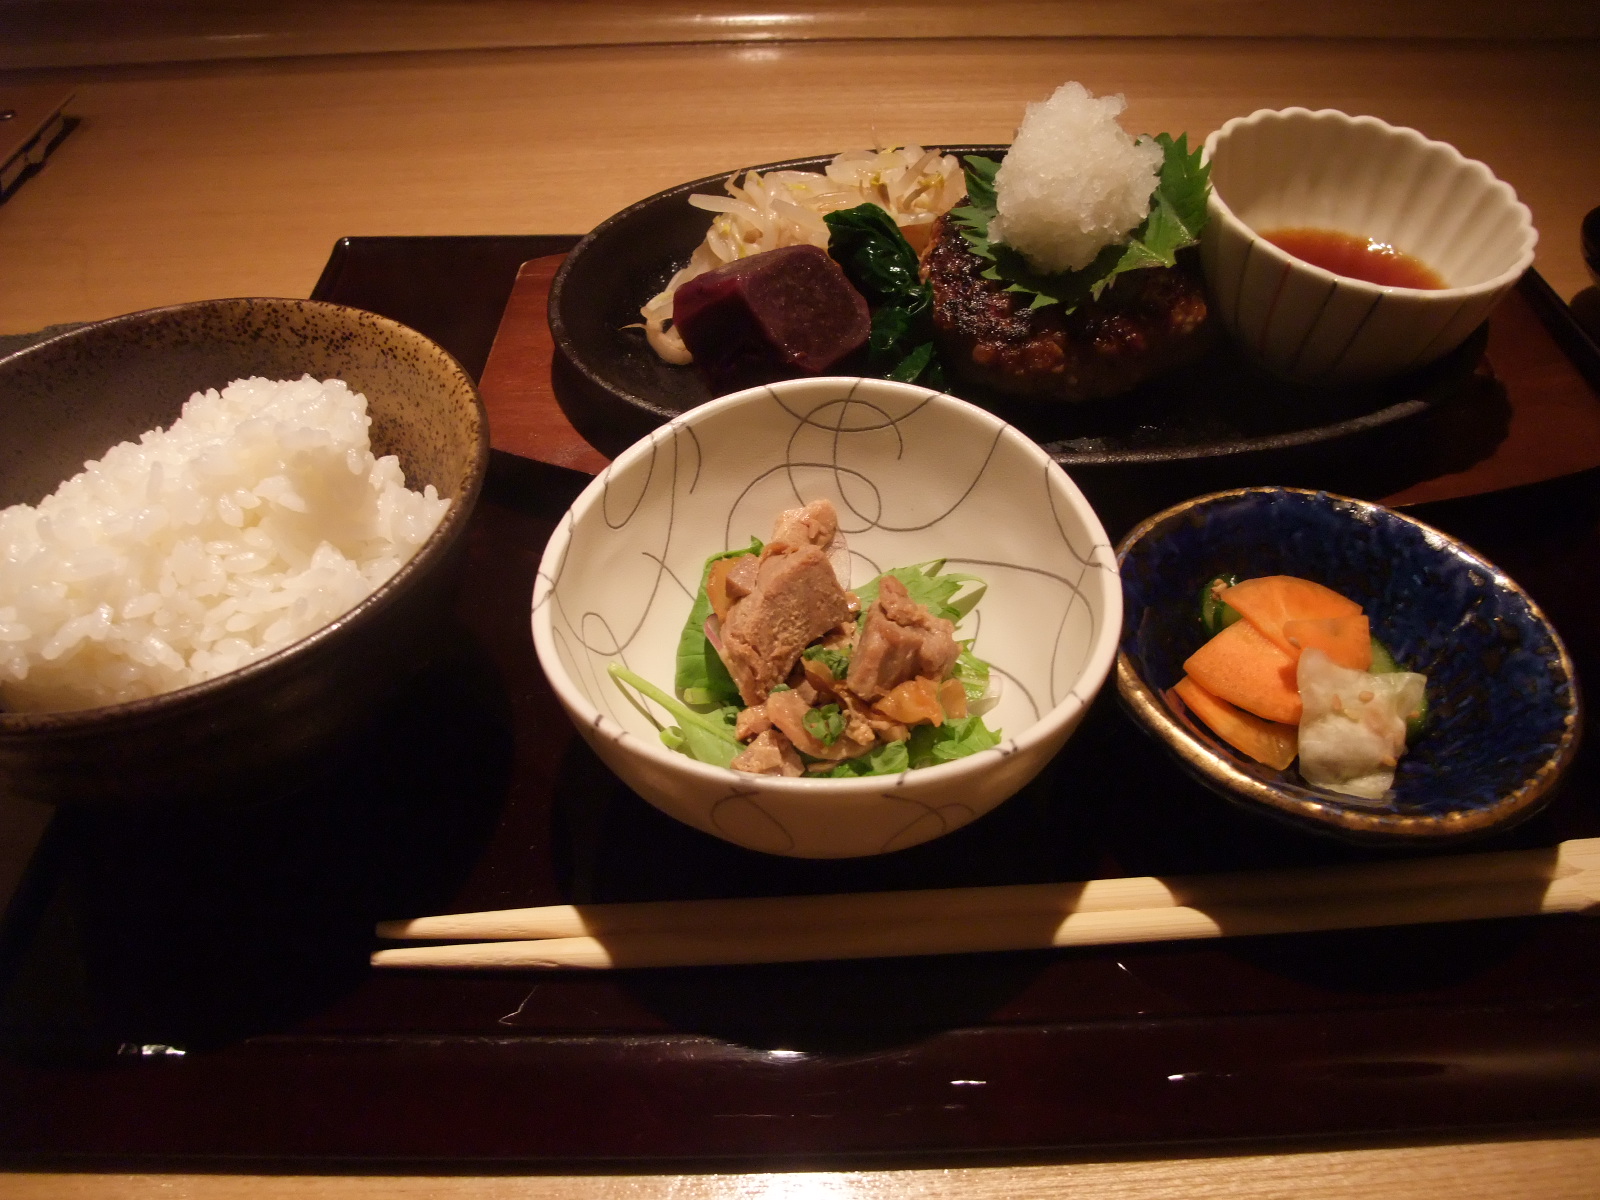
923, 214, 1212, 402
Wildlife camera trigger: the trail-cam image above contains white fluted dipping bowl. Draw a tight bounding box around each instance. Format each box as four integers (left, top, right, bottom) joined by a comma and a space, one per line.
531, 377, 1121, 859
1201, 108, 1536, 385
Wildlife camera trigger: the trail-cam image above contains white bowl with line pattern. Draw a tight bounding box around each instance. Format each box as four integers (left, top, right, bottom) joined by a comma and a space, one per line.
531, 376, 1120, 858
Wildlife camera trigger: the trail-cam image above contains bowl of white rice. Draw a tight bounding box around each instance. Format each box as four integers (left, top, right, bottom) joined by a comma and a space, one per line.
0, 297, 488, 805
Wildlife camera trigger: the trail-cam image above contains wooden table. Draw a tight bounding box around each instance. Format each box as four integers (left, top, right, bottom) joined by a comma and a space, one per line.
3, 16, 1600, 332
3, 5, 1600, 1196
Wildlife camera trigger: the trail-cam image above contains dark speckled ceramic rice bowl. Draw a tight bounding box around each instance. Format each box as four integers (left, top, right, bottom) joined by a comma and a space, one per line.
0, 298, 488, 806
1115, 487, 1581, 842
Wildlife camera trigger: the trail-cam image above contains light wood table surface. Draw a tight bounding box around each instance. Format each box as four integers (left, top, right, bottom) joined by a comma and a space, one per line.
3, 30, 1600, 333
3, 6, 1599, 1195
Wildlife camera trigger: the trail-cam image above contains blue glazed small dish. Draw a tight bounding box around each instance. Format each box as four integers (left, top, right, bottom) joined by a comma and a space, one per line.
1115, 487, 1581, 843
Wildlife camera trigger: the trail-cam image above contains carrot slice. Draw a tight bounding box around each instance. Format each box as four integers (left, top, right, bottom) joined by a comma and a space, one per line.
1170, 676, 1298, 770
1281, 614, 1372, 671
1183, 617, 1303, 724
1220, 576, 1362, 658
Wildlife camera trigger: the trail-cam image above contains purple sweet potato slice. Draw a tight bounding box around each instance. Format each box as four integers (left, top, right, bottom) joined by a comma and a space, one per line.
672, 245, 871, 392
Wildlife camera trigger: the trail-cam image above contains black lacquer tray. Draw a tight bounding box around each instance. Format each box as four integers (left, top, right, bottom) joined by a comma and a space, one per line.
1, 236, 1598, 1170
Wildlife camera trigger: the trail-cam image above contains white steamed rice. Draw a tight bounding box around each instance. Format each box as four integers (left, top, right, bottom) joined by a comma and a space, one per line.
988, 81, 1164, 275
0, 375, 450, 713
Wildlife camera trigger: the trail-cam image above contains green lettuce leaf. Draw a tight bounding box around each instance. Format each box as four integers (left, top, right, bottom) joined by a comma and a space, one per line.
950, 132, 1211, 313
674, 537, 761, 707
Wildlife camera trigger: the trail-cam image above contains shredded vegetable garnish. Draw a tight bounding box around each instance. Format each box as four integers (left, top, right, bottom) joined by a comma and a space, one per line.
639, 146, 965, 363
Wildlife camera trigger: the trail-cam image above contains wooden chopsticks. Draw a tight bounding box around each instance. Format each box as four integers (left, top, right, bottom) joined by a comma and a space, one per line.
370, 838, 1600, 971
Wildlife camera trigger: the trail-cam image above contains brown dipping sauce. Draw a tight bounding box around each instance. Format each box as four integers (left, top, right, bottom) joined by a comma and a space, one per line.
1261, 227, 1446, 289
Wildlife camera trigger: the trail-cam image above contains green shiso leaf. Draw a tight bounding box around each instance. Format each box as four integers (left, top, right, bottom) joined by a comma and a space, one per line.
1157, 131, 1212, 240
954, 152, 999, 215
950, 132, 1211, 314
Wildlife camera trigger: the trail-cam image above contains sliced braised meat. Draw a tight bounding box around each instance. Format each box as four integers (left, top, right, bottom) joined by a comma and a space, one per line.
729, 729, 804, 776
833, 689, 882, 747
817, 620, 856, 651
734, 703, 772, 741
845, 575, 961, 700
864, 711, 910, 743
720, 544, 852, 704
769, 499, 839, 551
722, 554, 761, 602
770, 498, 850, 590
765, 690, 872, 761
784, 663, 821, 706
799, 654, 840, 696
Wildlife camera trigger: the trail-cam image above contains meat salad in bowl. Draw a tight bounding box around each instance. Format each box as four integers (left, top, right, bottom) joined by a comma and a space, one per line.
610, 498, 1001, 779
531, 375, 1121, 859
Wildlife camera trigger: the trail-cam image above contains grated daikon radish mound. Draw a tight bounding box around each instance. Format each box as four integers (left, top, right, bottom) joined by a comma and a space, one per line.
988, 81, 1165, 275
0, 376, 450, 713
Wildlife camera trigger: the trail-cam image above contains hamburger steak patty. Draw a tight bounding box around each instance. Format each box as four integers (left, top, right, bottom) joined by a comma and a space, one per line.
923, 214, 1212, 402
